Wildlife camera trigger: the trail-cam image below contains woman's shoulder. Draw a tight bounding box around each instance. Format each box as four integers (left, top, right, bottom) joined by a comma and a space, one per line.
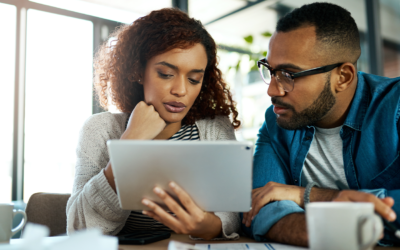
196, 116, 236, 140
196, 115, 232, 128
80, 112, 129, 138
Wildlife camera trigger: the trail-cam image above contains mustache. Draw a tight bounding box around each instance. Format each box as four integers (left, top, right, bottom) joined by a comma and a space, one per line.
271, 97, 294, 110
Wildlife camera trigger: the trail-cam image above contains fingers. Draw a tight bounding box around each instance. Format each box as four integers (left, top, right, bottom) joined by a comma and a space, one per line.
381, 197, 395, 207
169, 182, 202, 215
152, 186, 190, 221
142, 210, 161, 222
242, 212, 250, 226
373, 198, 396, 221
334, 191, 397, 222
121, 101, 166, 140
141, 199, 181, 232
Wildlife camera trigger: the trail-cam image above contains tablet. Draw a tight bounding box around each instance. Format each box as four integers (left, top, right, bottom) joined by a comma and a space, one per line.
107, 140, 252, 212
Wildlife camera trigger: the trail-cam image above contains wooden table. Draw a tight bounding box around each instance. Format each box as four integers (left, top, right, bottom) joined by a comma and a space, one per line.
118, 234, 400, 250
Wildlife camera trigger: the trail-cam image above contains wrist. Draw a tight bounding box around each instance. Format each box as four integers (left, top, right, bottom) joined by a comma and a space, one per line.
309, 187, 340, 202
304, 182, 319, 207
104, 162, 116, 192
299, 187, 306, 208
120, 130, 140, 140
195, 213, 222, 240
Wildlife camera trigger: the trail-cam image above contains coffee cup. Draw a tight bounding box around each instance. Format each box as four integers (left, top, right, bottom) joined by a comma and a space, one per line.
0, 203, 27, 244
306, 202, 382, 250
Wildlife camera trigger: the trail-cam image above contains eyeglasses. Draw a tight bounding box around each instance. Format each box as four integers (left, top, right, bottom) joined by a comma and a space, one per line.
257, 58, 343, 92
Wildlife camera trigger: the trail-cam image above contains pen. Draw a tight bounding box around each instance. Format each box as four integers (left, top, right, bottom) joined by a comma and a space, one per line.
383, 219, 400, 239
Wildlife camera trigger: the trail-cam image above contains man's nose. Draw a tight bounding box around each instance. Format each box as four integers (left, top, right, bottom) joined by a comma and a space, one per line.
267, 77, 286, 97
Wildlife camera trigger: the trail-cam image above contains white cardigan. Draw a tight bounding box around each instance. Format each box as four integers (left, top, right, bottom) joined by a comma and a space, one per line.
66, 112, 240, 239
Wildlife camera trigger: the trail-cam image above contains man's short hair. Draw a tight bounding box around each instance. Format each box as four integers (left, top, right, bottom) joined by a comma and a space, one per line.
276, 2, 361, 63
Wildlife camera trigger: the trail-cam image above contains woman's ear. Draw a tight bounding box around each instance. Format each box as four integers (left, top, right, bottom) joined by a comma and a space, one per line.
335, 62, 356, 93
127, 72, 143, 85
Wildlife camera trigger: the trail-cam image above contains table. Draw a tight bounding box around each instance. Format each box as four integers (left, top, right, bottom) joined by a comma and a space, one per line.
118, 234, 400, 250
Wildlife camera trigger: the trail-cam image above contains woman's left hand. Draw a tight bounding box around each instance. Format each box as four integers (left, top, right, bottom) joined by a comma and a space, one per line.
142, 182, 222, 240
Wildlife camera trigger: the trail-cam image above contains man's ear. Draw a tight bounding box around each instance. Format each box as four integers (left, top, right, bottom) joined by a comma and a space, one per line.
334, 62, 356, 93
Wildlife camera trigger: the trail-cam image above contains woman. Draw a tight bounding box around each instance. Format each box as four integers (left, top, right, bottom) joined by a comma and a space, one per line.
66, 8, 241, 240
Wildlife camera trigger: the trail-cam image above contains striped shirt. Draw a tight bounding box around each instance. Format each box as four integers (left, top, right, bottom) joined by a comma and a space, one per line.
120, 124, 199, 233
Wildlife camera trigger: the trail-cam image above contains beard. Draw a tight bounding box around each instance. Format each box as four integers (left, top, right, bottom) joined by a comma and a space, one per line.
272, 77, 336, 130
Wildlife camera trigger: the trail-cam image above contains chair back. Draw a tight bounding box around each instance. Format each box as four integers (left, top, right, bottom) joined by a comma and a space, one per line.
25, 193, 71, 236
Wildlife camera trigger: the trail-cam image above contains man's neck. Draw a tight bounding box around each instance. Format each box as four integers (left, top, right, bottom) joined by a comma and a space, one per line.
315, 76, 358, 128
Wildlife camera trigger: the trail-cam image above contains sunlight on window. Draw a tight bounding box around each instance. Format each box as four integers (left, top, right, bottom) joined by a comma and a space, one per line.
24, 9, 93, 202
30, 0, 141, 24
0, 3, 16, 203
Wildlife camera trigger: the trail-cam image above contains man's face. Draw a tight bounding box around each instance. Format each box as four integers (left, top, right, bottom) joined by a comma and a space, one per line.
266, 26, 336, 130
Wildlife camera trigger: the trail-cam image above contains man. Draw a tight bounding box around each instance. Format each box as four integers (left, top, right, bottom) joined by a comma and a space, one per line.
241, 2, 400, 246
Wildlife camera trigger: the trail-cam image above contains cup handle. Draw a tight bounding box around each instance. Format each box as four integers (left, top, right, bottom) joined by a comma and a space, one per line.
357, 214, 382, 250
11, 209, 27, 237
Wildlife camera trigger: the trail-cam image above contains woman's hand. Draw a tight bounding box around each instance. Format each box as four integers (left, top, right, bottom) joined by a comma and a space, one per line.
141, 182, 223, 240
121, 101, 166, 140
242, 182, 304, 227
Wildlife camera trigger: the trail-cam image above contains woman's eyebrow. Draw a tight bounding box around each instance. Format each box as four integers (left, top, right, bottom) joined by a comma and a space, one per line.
155, 61, 178, 70
155, 61, 205, 73
190, 69, 205, 73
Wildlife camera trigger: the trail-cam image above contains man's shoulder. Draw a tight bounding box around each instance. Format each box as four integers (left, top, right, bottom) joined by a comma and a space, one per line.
359, 72, 400, 121
359, 72, 400, 97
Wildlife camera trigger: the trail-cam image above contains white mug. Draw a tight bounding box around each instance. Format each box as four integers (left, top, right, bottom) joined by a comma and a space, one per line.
306, 202, 383, 250
0, 203, 27, 244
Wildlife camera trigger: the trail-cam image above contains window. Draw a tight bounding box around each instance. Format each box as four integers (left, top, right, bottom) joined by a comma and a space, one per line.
380, 0, 400, 77
0, 3, 16, 203
23, 9, 93, 202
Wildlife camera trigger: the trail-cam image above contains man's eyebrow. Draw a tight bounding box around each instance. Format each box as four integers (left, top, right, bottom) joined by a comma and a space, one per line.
265, 59, 304, 71
155, 61, 205, 73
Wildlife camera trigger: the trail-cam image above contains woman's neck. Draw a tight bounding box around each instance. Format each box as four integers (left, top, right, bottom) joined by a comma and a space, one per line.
153, 121, 182, 140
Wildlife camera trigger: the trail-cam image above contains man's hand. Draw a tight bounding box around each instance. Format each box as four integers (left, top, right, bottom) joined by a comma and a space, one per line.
142, 182, 222, 240
333, 190, 396, 221
242, 182, 305, 227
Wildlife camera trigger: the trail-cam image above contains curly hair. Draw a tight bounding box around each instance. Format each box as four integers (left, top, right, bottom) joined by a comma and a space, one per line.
94, 8, 240, 128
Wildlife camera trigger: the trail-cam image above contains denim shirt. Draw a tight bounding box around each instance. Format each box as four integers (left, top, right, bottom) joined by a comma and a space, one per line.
243, 72, 400, 244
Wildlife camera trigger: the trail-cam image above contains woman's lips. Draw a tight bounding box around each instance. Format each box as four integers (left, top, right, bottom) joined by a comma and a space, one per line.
273, 105, 289, 115
163, 102, 186, 113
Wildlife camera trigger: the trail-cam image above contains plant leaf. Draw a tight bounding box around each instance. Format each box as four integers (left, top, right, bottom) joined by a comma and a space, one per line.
262, 51, 267, 57
261, 31, 272, 37
243, 35, 253, 44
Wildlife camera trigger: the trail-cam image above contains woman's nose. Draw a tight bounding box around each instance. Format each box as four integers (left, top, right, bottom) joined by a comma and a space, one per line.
171, 76, 187, 96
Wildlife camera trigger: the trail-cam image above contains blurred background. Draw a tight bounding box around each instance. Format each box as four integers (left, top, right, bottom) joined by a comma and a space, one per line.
0, 0, 399, 208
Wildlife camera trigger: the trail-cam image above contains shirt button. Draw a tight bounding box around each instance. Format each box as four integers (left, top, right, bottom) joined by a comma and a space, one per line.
294, 179, 298, 183
304, 136, 311, 141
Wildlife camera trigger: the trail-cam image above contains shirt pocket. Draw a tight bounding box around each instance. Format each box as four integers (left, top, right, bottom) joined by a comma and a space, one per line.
370, 152, 400, 189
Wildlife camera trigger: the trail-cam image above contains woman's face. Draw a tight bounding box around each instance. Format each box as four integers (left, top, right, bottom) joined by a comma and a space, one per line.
142, 43, 208, 124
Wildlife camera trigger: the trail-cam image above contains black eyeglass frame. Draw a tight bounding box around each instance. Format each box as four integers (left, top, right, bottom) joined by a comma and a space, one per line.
257, 58, 344, 81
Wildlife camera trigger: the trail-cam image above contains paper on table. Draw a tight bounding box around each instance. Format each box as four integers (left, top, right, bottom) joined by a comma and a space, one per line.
195, 243, 309, 250
1, 223, 118, 250
168, 241, 201, 250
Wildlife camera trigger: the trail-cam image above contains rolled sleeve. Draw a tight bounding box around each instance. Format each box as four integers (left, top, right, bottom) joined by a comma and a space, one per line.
359, 188, 387, 199
241, 201, 304, 241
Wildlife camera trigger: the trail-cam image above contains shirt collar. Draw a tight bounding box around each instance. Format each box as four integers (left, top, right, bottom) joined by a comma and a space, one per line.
342, 72, 370, 131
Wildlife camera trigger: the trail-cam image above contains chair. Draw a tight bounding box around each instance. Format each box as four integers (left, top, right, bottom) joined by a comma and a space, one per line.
25, 193, 71, 236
